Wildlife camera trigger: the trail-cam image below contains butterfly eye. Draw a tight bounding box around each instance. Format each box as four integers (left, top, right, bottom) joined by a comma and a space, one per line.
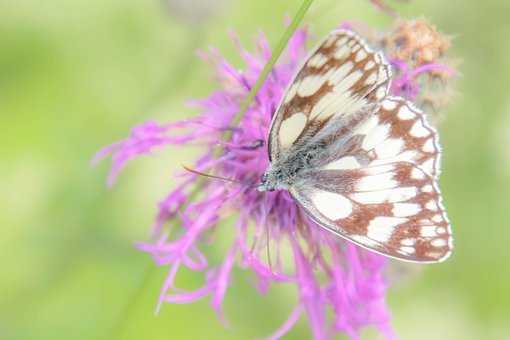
257, 173, 271, 192
259, 173, 277, 192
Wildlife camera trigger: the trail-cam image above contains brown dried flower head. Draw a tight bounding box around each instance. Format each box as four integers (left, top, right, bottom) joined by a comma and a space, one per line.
343, 18, 456, 128
383, 19, 451, 69
383, 19, 456, 122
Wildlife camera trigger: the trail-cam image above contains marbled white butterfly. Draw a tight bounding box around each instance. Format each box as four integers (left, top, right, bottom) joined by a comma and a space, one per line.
258, 29, 453, 263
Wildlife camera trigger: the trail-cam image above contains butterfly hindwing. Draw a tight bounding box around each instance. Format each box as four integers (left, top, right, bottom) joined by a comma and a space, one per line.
288, 95, 451, 262
268, 29, 391, 161
361, 97, 442, 178
290, 162, 452, 262
320, 97, 442, 178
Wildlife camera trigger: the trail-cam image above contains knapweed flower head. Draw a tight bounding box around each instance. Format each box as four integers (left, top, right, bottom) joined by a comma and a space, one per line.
382, 19, 456, 120
96, 20, 455, 340
344, 18, 456, 121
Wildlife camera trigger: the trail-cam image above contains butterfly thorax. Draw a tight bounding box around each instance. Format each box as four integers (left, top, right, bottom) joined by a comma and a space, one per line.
258, 142, 326, 192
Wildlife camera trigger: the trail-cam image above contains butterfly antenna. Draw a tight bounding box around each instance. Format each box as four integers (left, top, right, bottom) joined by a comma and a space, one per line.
182, 165, 243, 185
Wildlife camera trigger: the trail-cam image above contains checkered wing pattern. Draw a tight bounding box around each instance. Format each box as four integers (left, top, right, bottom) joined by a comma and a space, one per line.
266, 28, 453, 262
268, 29, 391, 161
291, 99, 452, 262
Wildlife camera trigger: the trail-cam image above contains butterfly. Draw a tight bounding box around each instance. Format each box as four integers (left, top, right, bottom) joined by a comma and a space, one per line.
257, 29, 453, 263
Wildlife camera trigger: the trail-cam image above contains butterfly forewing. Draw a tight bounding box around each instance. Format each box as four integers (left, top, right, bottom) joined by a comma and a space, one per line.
268, 29, 391, 161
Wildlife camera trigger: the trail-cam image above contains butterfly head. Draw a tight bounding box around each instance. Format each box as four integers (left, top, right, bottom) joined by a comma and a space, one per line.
257, 172, 273, 192
257, 166, 291, 192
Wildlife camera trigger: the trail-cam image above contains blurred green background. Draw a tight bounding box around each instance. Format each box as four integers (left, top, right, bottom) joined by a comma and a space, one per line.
1, 0, 509, 339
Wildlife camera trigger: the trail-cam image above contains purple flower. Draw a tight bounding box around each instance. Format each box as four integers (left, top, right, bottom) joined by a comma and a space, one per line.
94, 23, 457, 339
390, 60, 455, 100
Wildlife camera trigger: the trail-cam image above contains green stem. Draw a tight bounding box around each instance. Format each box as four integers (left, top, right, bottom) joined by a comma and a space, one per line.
224, 0, 316, 142
110, 264, 156, 339
111, 0, 315, 338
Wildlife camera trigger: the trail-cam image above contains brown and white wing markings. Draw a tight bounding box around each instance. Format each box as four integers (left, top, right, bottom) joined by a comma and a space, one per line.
268, 29, 391, 161
321, 97, 442, 178
360, 97, 442, 179
264, 28, 453, 262
289, 97, 452, 262
291, 162, 452, 262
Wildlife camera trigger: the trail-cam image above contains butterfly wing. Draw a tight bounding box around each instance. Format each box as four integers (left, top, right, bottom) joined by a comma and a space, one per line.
268, 29, 391, 161
290, 98, 452, 262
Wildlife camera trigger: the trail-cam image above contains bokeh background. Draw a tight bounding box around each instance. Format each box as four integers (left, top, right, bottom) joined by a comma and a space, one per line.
1, 0, 509, 339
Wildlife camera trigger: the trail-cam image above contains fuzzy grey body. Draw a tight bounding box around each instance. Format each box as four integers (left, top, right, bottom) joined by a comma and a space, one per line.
258, 106, 373, 192
258, 141, 327, 192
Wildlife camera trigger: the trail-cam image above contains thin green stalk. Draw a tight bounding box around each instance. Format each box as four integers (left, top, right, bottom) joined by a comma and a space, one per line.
110, 264, 156, 339
223, 0, 316, 143
111, 1, 315, 338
